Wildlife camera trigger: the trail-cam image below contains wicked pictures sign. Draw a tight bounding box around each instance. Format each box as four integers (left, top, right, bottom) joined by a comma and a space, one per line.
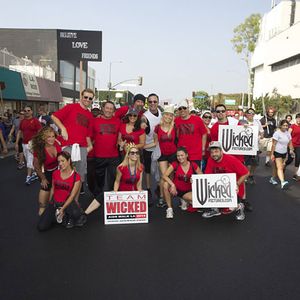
104, 191, 148, 225
218, 125, 259, 155
192, 173, 237, 208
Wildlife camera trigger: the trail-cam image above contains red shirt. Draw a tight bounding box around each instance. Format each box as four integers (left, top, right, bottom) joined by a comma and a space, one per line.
175, 115, 207, 160
205, 153, 248, 198
291, 124, 300, 147
53, 103, 93, 147
19, 118, 42, 144
118, 165, 144, 191
154, 125, 177, 155
34, 141, 61, 171
119, 123, 145, 145
171, 161, 198, 192
52, 170, 81, 203
92, 116, 121, 158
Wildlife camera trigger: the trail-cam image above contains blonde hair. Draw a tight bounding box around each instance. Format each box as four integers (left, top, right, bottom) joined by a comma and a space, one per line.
119, 143, 142, 171
159, 112, 174, 136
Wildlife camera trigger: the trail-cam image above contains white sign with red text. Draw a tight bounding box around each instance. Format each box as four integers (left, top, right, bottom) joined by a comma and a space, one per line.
104, 191, 148, 225
192, 173, 237, 208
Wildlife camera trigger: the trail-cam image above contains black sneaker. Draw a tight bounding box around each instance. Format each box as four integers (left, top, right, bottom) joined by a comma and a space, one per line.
75, 214, 87, 227
247, 176, 256, 185
244, 201, 253, 212
265, 161, 271, 167
235, 203, 245, 221
293, 175, 299, 181
156, 197, 166, 208
65, 218, 74, 229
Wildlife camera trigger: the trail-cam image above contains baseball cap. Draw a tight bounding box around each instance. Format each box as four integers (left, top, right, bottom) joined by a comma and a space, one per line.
208, 141, 222, 149
127, 107, 139, 115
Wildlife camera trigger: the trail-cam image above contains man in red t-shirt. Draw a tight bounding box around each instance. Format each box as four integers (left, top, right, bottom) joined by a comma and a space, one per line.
175, 99, 207, 167
289, 113, 300, 180
85, 101, 121, 215
115, 93, 146, 122
16, 105, 42, 185
51, 89, 94, 189
203, 141, 249, 220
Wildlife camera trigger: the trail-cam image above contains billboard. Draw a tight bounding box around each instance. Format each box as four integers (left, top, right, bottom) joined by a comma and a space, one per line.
57, 29, 102, 61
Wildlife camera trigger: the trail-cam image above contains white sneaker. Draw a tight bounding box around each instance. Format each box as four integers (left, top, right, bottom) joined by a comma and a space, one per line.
269, 177, 278, 185
166, 208, 174, 219
180, 198, 188, 211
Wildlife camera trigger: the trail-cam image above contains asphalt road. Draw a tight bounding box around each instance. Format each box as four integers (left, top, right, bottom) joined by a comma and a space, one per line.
1, 155, 300, 300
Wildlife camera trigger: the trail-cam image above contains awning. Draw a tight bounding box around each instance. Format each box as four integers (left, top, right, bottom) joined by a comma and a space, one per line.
0, 67, 26, 100
27, 77, 62, 103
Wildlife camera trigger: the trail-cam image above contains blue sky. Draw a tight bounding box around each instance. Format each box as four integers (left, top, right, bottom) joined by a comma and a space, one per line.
1, 0, 272, 103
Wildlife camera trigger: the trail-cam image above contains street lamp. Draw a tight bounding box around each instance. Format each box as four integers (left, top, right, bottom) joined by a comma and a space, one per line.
108, 61, 122, 90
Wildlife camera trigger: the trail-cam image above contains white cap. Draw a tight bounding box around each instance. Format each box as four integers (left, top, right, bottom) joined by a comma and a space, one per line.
178, 99, 188, 108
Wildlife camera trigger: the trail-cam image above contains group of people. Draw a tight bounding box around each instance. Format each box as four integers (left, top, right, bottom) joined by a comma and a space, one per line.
7, 88, 300, 231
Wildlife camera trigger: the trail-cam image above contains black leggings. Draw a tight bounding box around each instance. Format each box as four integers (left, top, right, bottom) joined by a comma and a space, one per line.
37, 201, 83, 231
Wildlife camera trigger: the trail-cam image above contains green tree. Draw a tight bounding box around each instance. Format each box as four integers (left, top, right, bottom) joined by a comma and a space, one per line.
192, 90, 211, 110
231, 13, 261, 106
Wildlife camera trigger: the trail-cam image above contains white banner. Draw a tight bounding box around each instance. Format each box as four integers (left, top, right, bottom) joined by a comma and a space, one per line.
104, 191, 148, 225
218, 125, 259, 155
192, 173, 237, 208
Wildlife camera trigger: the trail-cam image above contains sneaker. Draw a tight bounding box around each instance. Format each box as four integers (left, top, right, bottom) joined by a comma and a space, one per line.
180, 198, 188, 211
186, 205, 198, 213
30, 173, 38, 182
244, 201, 253, 212
281, 181, 289, 190
55, 209, 63, 224
166, 207, 174, 219
65, 218, 74, 229
25, 176, 31, 185
235, 203, 245, 221
269, 177, 278, 185
17, 162, 25, 170
202, 208, 221, 218
293, 175, 299, 181
265, 161, 271, 167
156, 197, 166, 208
247, 176, 255, 185
80, 185, 85, 195
75, 214, 87, 227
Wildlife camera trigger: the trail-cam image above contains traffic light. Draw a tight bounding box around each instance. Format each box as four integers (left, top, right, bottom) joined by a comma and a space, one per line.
138, 76, 143, 86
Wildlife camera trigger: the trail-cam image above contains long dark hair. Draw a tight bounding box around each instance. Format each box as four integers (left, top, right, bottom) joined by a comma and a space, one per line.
57, 151, 74, 169
31, 126, 56, 167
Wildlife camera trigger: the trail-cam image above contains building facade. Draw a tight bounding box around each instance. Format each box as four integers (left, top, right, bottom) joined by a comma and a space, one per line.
251, 0, 300, 99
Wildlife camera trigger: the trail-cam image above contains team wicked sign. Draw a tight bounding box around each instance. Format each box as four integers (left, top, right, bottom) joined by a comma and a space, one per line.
104, 191, 148, 225
218, 125, 259, 155
192, 173, 237, 208
57, 29, 102, 61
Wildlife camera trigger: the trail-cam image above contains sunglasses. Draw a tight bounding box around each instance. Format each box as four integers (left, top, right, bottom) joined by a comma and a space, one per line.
178, 107, 187, 111
83, 96, 94, 101
203, 115, 212, 119
24, 109, 31, 112
247, 112, 255, 115
128, 114, 138, 117
129, 151, 139, 155
216, 110, 226, 113
148, 101, 158, 104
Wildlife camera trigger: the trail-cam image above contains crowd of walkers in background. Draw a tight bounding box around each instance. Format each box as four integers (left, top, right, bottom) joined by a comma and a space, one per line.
1, 89, 300, 231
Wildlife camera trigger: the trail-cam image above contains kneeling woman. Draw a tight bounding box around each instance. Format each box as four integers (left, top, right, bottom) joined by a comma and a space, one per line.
37, 151, 86, 231
162, 147, 202, 219
114, 143, 143, 191
32, 126, 61, 215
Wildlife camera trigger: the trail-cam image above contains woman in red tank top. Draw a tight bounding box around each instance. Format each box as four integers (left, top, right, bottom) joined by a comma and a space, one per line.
114, 143, 144, 191
162, 147, 202, 219
32, 126, 61, 215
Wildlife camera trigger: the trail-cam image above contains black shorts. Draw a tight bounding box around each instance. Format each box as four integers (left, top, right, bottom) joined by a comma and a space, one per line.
244, 153, 259, 166
158, 152, 177, 163
274, 151, 287, 159
177, 190, 191, 198
40, 169, 55, 192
